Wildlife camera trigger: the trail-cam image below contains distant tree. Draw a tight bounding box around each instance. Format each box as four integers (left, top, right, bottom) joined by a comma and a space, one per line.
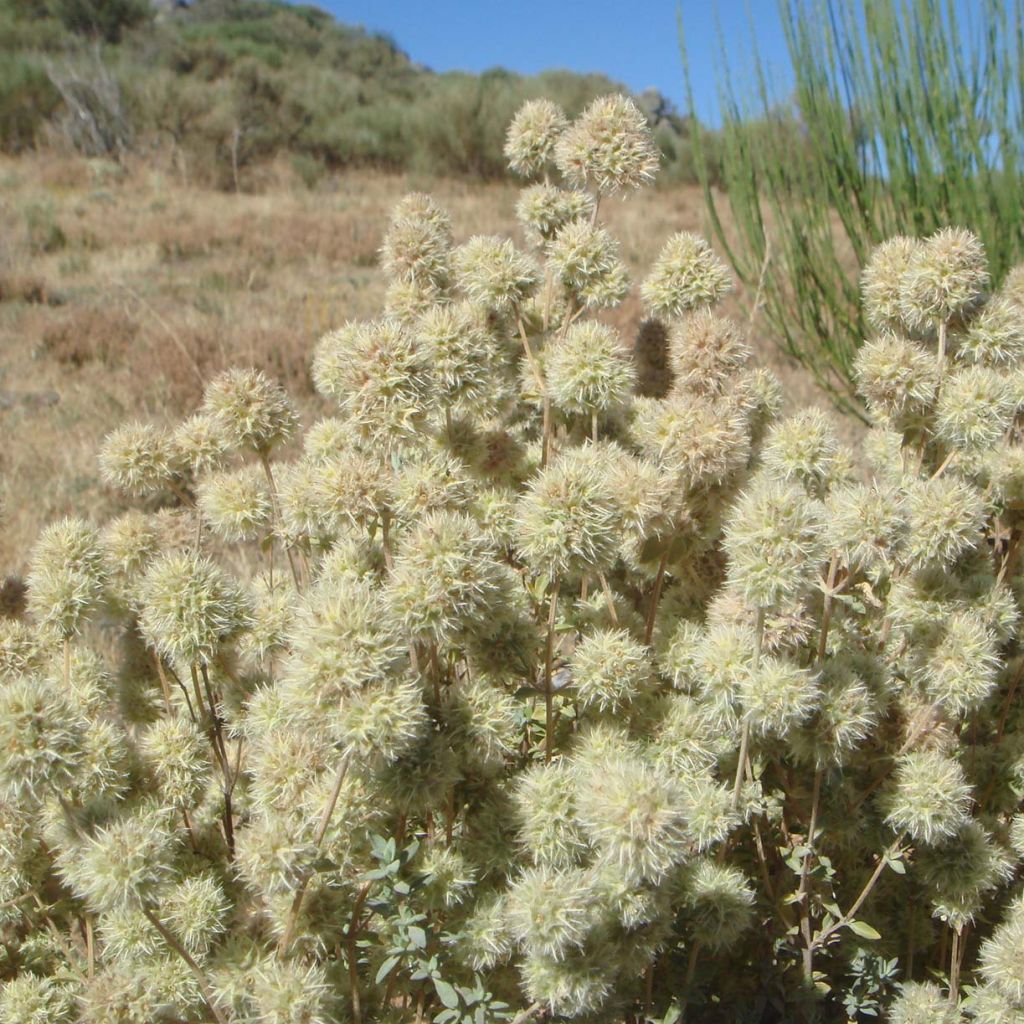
49, 0, 151, 42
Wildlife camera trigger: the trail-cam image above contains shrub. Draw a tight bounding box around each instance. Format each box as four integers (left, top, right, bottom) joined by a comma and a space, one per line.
3, 94, 1024, 1024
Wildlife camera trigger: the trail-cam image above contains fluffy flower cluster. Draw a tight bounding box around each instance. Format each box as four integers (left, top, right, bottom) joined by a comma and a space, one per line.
3, 98, 1024, 1024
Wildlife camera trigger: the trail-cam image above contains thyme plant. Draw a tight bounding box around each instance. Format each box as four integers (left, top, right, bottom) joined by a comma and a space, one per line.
2, 94, 1024, 1024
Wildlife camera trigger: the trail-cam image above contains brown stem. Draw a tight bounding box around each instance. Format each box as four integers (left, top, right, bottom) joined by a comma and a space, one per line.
948, 926, 964, 1007
510, 1003, 543, 1024
644, 552, 670, 645
598, 572, 619, 626
381, 510, 395, 573
732, 608, 765, 809
798, 767, 824, 982
544, 578, 561, 763
259, 452, 303, 591
679, 941, 702, 1023
141, 904, 228, 1024
192, 664, 234, 858
63, 637, 70, 692
347, 881, 373, 1024
816, 554, 840, 665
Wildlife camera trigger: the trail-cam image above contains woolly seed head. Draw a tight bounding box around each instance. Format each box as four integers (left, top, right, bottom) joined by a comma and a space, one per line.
170, 412, 229, 477
285, 576, 404, 703
723, 478, 827, 610
935, 366, 1017, 455
861, 236, 921, 333
888, 981, 961, 1024
853, 331, 939, 424
575, 754, 690, 885
331, 677, 428, 766
514, 762, 590, 869
632, 394, 750, 490
99, 422, 178, 497
572, 628, 654, 715
762, 408, 846, 497
516, 184, 595, 245
415, 300, 508, 415
904, 476, 985, 570
202, 367, 297, 455
197, 465, 272, 543
140, 716, 210, 809
393, 450, 474, 522
442, 674, 520, 772
978, 911, 1024, 1005
555, 93, 659, 195
0, 619, 47, 681
238, 574, 297, 669
739, 655, 820, 738
251, 959, 335, 1024
547, 221, 629, 309
27, 517, 106, 638
919, 610, 1000, 716
825, 482, 907, 576
519, 950, 612, 1019
387, 510, 510, 645
899, 226, 989, 331
160, 874, 230, 957
459, 894, 514, 970
679, 773, 739, 851
955, 295, 1024, 367
546, 321, 636, 417
515, 447, 622, 578
379, 191, 453, 290
0, 676, 83, 800
312, 319, 434, 444
682, 860, 755, 951
505, 99, 569, 177
62, 807, 176, 911
0, 976, 76, 1024
505, 865, 594, 960
455, 235, 538, 312
305, 449, 392, 536
101, 510, 161, 590
643, 232, 732, 319
138, 551, 251, 665
668, 311, 750, 395
883, 749, 972, 844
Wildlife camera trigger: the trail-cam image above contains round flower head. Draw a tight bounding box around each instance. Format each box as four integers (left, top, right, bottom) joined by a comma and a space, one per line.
667, 311, 750, 395
883, 749, 972, 844
853, 331, 939, 424
284, 576, 404, 704
138, 550, 251, 665
251, 960, 334, 1024
723, 477, 827, 610
642, 232, 732, 319
141, 716, 210, 809
519, 949, 612, 1018
101, 510, 161, 590
505, 865, 594, 960
547, 221, 629, 309
516, 184, 595, 245
27, 517, 106, 638
387, 510, 511, 645
505, 98, 568, 177
459, 894, 514, 970
761, 408, 845, 497
571, 628, 655, 715
575, 753, 689, 885
978, 902, 1024, 1004
899, 226, 989, 331
0, 676, 83, 800
379, 192, 453, 290
415, 300, 509, 415
331, 677, 428, 766
904, 475, 985, 569
441, 674, 520, 771
738, 655, 820, 738
99, 422, 178, 497
392, 450, 474, 522
513, 761, 589, 869
515, 446, 623, 578
197, 465, 272, 543
888, 981, 961, 1024
825, 482, 907, 576
159, 874, 230, 958
935, 365, 1017, 455
171, 412, 229, 477
861, 235, 920, 333
0, 619, 47, 681
202, 367, 298, 455
454, 235, 538, 312
311, 319, 434, 445
545, 321, 636, 418
1001, 262, 1024, 308
384, 276, 445, 324
919, 610, 1000, 716
306, 449, 392, 535
0, 976, 76, 1023
555, 93, 659, 195
302, 416, 351, 463
632, 394, 750, 490
682, 860, 755, 950
955, 295, 1024, 367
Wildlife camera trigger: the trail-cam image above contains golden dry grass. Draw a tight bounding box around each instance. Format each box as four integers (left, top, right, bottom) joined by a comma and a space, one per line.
0, 152, 854, 580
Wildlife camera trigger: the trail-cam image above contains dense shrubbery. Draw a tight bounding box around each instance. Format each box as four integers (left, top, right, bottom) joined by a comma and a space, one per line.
3, 94, 1024, 1024
0, 0, 713, 187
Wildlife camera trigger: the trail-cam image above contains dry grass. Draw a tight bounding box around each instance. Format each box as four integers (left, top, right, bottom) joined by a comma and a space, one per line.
0, 152, 855, 577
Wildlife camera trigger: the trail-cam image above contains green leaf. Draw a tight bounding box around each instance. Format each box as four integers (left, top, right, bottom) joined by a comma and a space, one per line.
434, 979, 460, 1009
848, 920, 882, 941
375, 955, 401, 985
886, 857, 906, 875
408, 925, 428, 949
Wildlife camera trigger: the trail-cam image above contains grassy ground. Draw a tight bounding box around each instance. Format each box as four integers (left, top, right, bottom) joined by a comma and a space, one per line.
0, 152, 853, 581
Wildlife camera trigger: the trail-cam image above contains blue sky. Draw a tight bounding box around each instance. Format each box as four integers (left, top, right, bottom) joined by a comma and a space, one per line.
321, 1, 794, 125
